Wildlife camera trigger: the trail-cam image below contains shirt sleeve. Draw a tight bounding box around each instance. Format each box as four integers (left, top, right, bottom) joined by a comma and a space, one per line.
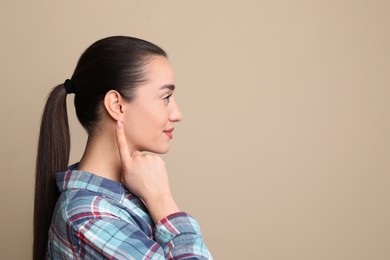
70, 212, 212, 259
155, 212, 212, 259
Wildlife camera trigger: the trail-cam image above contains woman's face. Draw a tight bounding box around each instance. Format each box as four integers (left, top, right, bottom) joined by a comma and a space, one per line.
122, 56, 183, 154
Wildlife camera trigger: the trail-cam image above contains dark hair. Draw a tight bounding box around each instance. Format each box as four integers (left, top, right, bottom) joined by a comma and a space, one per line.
33, 36, 167, 260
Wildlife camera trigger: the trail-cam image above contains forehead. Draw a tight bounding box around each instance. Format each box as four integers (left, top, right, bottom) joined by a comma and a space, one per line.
143, 56, 175, 85
131, 56, 176, 100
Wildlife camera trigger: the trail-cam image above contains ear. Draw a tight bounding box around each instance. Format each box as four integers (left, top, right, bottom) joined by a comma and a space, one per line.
103, 90, 125, 121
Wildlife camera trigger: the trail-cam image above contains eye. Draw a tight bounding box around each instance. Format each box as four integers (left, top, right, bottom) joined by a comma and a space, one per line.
163, 93, 172, 103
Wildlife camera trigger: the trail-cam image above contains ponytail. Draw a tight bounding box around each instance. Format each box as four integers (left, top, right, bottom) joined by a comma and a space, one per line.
33, 84, 71, 260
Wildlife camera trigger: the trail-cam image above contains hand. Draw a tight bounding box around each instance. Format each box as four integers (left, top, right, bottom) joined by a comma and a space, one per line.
115, 121, 180, 223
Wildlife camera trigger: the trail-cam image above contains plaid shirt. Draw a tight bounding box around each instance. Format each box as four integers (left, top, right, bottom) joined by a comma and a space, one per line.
47, 166, 212, 259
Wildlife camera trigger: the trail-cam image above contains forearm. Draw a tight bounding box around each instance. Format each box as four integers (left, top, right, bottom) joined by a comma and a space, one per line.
144, 193, 180, 224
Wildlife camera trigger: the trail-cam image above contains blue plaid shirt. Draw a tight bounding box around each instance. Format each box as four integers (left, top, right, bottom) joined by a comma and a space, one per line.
47, 165, 212, 259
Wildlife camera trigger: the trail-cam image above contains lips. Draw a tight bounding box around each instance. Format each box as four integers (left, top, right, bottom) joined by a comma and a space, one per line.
163, 128, 174, 139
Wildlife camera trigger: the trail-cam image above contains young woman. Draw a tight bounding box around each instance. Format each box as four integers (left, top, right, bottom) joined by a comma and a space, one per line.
34, 36, 212, 259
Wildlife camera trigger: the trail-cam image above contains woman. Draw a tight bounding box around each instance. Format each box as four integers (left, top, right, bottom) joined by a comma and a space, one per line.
34, 36, 212, 259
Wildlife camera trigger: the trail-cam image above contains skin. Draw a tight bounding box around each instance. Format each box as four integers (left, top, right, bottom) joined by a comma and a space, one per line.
78, 56, 183, 223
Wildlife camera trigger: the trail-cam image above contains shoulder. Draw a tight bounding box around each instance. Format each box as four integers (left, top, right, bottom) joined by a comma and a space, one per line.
53, 188, 152, 227
49, 190, 161, 259
54, 189, 124, 226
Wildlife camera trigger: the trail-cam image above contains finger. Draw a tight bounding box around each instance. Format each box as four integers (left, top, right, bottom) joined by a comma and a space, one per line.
115, 121, 132, 170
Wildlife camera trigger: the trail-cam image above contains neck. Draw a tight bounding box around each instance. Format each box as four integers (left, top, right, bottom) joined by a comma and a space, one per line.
78, 131, 122, 182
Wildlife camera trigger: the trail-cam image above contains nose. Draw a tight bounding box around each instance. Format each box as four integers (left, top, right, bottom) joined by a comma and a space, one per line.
169, 99, 183, 122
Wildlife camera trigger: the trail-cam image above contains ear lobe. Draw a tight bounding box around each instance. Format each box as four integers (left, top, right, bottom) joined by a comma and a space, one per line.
103, 90, 125, 121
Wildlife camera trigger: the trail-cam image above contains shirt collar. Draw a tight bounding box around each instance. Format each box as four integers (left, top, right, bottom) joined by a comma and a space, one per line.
56, 163, 127, 201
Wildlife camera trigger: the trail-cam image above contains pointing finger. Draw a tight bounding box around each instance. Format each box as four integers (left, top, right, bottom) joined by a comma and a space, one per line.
115, 121, 132, 171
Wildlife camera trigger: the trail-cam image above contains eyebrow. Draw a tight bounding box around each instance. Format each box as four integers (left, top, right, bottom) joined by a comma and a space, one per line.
159, 84, 175, 91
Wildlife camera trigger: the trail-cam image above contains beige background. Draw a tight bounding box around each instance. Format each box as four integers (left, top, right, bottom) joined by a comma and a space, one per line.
1, 1, 389, 259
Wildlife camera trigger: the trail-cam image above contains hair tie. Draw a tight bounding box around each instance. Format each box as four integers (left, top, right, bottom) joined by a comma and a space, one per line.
64, 79, 76, 94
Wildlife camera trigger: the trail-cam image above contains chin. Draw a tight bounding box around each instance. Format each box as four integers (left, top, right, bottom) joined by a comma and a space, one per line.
154, 147, 170, 154
142, 145, 170, 154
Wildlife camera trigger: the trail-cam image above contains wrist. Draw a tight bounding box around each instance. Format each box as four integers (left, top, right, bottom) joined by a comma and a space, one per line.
144, 194, 180, 224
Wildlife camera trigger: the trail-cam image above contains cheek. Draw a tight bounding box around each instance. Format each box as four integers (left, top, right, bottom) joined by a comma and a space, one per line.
124, 102, 169, 136
131, 109, 167, 137
143, 105, 169, 128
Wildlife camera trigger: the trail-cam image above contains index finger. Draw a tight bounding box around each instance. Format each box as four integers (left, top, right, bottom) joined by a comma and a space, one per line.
115, 121, 132, 171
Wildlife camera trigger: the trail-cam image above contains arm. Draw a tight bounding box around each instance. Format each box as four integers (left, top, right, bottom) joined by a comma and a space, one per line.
70, 209, 211, 259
